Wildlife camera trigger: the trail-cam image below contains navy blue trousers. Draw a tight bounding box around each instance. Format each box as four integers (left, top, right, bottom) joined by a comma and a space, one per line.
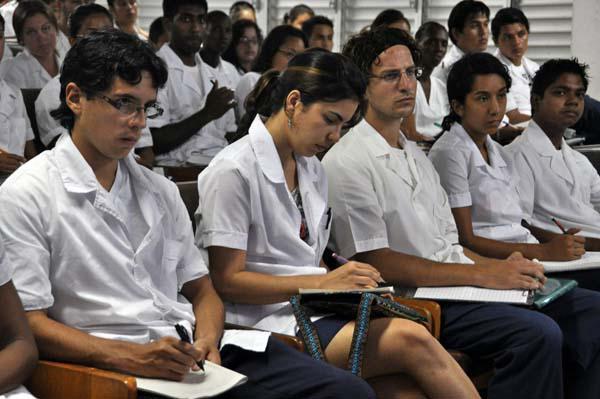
441, 287, 600, 399
549, 269, 600, 292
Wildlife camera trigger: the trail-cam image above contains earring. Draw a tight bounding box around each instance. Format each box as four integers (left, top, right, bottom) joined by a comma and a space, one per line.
288, 115, 293, 129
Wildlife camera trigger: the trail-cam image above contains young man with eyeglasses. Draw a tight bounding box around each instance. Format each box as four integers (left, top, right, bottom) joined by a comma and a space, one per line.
148, 0, 236, 167
322, 27, 600, 399
0, 29, 376, 399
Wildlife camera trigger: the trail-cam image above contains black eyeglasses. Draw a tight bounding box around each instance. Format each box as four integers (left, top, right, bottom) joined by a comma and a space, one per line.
98, 96, 163, 119
368, 66, 423, 83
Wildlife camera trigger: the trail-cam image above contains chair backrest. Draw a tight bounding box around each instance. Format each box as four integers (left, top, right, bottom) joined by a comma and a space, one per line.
21, 88, 45, 153
176, 180, 199, 232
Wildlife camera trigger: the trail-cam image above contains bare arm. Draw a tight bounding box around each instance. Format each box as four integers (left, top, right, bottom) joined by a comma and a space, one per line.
24, 140, 37, 160
527, 223, 600, 252
26, 309, 205, 381
208, 246, 381, 305
506, 109, 531, 124
354, 247, 545, 290
451, 206, 585, 261
0, 281, 38, 394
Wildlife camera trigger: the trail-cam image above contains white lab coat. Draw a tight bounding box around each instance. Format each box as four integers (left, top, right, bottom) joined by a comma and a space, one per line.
35, 76, 153, 148
414, 77, 449, 138
195, 115, 330, 336
149, 44, 227, 166
495, 49, 539, 116
234, 71, 260, 122
429, 123, 536, 243
1, 48, 61, 89
322, 119, 471, 264
506, 120, 600, 238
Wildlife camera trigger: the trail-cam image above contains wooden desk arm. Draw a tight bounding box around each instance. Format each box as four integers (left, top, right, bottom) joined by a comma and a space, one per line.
393, 297, 442, 339
25, 360, 137, 399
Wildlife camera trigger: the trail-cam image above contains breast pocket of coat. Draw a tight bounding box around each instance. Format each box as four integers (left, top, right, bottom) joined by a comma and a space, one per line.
160, 239, 183, 289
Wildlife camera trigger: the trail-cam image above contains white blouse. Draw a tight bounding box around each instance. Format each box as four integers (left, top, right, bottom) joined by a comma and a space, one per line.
414, 77, 449, 138
195, 115, 330, 336
429, 123, 536, 243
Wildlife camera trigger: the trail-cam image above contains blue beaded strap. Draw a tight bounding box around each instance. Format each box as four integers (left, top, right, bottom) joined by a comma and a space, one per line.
290, 295, 325, 361
347, 293, 375, 376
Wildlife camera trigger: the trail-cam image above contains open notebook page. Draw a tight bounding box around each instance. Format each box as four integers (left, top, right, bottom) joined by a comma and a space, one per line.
543, 252, 600, 273
414, 286, 531, 304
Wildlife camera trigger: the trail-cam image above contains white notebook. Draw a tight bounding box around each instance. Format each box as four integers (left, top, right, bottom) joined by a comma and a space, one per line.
136, 361, 247, 399
414, 286, 532, 304
543, 252, 600, 273
299, 286, 395, 295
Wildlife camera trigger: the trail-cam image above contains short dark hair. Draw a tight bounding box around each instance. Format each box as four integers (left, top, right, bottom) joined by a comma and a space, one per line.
222, 19, 263, 71
68, 4, 113, 39
301, 15, 333, 39
252, 24, 308, 73
283, 4, 314, 25
491, 7, 529, 42
441, 52, 511, 131
447, 0, 490, 45
51, 29, 168, 131
238, 48, 366, 137
371, 9, 411, 32
531, 58, 589, 113
162, 0, 207, 20
206, 9, 228, 26
13, 0, 57, 43
343, 27, 420, 78
415, 21, 446, 43
149, 16, 166, 44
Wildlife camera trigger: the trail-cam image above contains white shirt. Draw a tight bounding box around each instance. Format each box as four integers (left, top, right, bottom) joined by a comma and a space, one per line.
0, 134, 208, 343
0, 385, 36, 399
0, 79, 34, 155
1, 42, 14, 62
234, 71, 260, 122
195, 115, 329, 336
197, 55, 238, 135
432, 45, 464, 84
506, 120, 600, 238
414, 77, 449, 137
56, 31, 70, 60
495, 50, 539, 116
429, 123, 536, 243
1, 48, 61, 89
0, 0, 17, 39
322, 119, 471, 264
35, 76, 153, 148
149, 44, 228, 166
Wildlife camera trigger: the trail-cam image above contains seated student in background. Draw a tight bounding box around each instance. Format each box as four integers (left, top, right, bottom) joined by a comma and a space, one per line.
148, 16, 169, 51
196, 48, 479, 399
148, 0, 235, 167
234, 25, 306, 123
0, 14, 37, 185
222, 19, 262, 76
53, 0, 90, 60
429, 53, 587, 262
413, 21, 449, 140
283, 3, 313, 30
301, 15, 333, 51
35, 4, 154, 166
492, 7, 600, 142
507, 59, 600, 287
325, 27, 600, 399
371, 9, 411, 33
107, 0, 147, 39
0, 239, 38, 399
229, 1, 255, 24
1, 0, 60, 89
198, 11, 239, 137
0, 29, 371, 399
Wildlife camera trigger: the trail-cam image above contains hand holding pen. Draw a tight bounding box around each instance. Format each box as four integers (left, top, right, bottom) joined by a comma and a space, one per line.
175, 323, 205, 372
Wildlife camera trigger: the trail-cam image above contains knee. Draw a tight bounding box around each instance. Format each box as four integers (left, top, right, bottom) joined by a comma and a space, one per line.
520, 314, 563, 352
388, 319, 437, 351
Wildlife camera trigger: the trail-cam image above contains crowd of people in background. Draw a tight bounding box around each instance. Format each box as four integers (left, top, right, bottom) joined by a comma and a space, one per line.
1, 1, 600, 398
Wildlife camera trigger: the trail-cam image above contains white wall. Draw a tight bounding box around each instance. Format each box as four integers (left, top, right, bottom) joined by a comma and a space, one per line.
572, 0, 600, 98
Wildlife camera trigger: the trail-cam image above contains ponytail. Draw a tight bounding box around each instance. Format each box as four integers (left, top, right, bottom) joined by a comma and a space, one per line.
441, 110, 460, 133
235, 70, 281, 140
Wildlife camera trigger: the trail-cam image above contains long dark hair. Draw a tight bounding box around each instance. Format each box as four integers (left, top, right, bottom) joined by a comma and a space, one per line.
237, 48, 367, 137
222, 19, 263, 73
252, 25, 307, 73
442, 52, 512, 131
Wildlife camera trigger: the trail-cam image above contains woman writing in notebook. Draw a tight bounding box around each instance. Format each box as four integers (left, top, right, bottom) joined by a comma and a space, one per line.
195, 49, 478, 399
428, 52, 585, 262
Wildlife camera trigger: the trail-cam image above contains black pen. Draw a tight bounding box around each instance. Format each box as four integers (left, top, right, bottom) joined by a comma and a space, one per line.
175, 323, 205, 371
551, 218, 568, 234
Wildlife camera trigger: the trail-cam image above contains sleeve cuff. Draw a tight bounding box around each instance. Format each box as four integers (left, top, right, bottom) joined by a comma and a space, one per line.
447, 192, 472, 208
201, 230, 248, 251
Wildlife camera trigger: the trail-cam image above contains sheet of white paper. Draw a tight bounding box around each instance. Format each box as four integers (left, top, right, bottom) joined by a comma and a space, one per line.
414, 286, 530, 304
543, 252, 600, 273
136, 361, 247, 399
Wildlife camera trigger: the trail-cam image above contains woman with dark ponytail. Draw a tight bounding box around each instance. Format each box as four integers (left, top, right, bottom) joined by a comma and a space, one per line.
429, 52, 585, 261
196, 48, 481, 398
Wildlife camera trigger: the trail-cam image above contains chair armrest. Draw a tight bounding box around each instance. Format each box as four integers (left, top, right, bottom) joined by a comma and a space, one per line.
25, 360, 137, 399
225, 322, 304, 352
393, 297, 441, 339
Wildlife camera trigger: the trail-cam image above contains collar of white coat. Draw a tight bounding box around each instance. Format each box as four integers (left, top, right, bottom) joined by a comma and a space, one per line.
494, 49, 539, 79
442, 45, 465, 68
159, 44, 204, 95
54, 134, 159, 197
449, 122, 508, 171
248, 115, 319, 184
522, 119, 577, 185
354, 118, 418, 157
21, 47, 60, 77
0, 79, 19, 118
